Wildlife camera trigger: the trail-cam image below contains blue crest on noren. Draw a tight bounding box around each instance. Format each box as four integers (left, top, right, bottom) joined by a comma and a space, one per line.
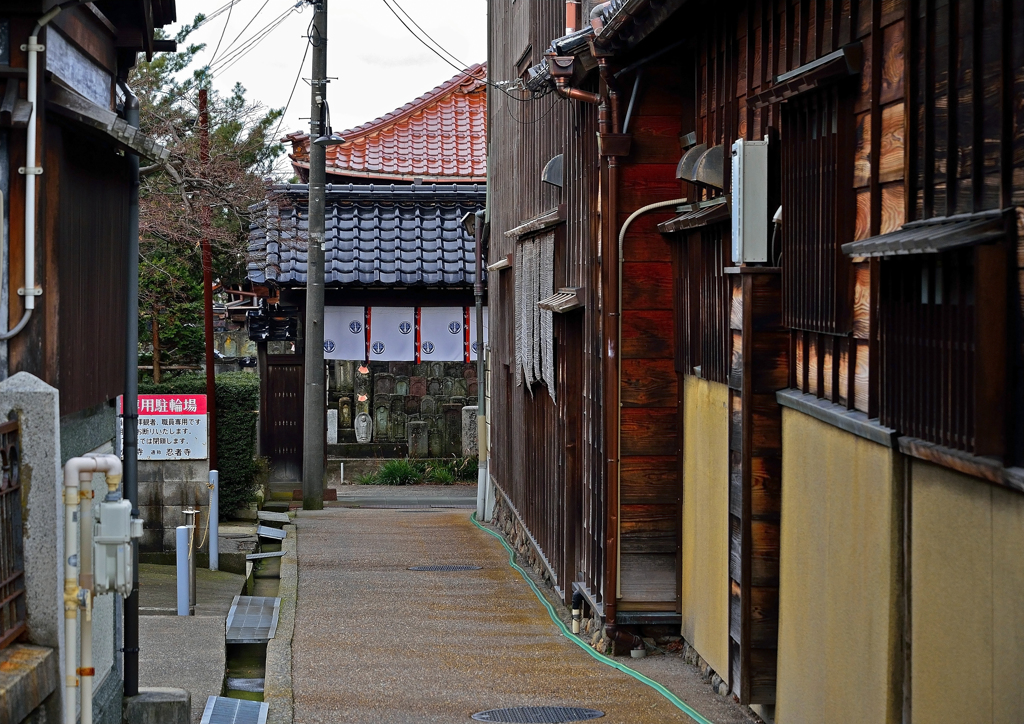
422, 341, 435, 355
349, 321, 362, 334
448, 321, 462, 334
372, 341, 385, 355
472, 341, 482, 353
324, 339, 336, 353
399, 321, 412, 335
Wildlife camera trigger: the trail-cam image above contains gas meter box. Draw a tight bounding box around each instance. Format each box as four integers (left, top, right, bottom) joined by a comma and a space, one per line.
93, 498, 140, 597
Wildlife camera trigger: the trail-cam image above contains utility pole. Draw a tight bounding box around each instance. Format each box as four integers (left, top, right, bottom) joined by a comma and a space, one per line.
302, 0, 327, 510
199, 88, 218, 469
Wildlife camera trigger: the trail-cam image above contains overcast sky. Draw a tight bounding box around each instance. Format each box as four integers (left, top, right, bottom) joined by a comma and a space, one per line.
169, 0, 486, 160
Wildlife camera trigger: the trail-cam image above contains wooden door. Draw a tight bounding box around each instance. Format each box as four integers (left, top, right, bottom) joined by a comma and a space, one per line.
262, 355, 304, 482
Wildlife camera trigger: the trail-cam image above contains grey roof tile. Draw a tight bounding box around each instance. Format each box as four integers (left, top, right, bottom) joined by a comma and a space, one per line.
247, 183, 485, 287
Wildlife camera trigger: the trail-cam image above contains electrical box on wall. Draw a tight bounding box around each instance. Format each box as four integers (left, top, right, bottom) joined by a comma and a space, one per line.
731, 137, 770, 263
94, 497, 141, 597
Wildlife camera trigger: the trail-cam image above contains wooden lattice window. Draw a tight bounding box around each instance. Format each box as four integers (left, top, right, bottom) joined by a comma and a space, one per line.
675, 224, 731, 383
781, 85, 856, 334
878, 243, 1009, 458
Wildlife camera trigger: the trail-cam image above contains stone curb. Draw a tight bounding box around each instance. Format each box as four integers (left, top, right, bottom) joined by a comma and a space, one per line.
264, 523, 296, 724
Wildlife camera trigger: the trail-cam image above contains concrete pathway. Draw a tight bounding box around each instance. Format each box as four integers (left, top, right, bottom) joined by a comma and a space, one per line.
137, 563, 246, 724
290, 508, 757, 724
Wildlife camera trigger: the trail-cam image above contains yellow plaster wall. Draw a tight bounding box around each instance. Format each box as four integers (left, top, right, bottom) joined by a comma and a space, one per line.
680, 375, 729, 676
910, 461, 1024, 724
776, 409, 902, 724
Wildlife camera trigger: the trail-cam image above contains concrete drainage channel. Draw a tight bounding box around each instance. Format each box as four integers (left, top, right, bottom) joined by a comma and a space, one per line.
202, 514, 297, 724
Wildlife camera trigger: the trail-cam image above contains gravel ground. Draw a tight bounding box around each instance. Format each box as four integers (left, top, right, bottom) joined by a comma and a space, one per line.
290, 507, 760, 724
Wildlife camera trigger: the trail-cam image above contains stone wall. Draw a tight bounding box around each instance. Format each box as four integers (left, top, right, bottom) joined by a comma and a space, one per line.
137, 459, 211, 553
327, 360, 478, 457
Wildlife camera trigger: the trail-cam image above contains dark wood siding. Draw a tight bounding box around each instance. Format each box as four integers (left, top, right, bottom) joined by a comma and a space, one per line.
52, 123, 130, 416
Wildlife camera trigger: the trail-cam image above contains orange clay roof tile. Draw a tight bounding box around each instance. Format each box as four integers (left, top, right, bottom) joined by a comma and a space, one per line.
284, 63, 487, 183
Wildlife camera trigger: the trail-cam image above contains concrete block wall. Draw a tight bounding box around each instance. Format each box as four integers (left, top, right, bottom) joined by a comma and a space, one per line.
137, 459, 211, 553
327, 360, 478, 457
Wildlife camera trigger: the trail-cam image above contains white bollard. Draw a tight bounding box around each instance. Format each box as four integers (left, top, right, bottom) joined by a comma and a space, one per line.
209, 470, 219, 571
176, 525, 190, 616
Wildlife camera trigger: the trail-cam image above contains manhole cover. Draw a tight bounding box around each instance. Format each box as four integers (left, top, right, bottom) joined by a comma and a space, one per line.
408, 565, 482, 571
471, 707, 604, 723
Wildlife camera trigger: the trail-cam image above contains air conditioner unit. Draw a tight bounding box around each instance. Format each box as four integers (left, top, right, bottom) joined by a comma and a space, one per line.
731, 137, 769, 263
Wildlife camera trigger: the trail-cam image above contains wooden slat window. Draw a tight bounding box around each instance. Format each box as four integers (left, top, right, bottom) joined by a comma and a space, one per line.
676, 224, 731, 383
781, 84, 855, 334
0, 420, 26, 651
879, 243, 1009, 458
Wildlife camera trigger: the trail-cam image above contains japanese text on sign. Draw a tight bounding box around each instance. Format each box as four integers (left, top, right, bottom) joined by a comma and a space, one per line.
118, 394, 208, 460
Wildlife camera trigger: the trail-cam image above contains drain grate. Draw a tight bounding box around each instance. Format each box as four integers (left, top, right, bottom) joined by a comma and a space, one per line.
471, 706, 604, 723
200, 696, 268, 724
408, 564, 482, 571
225, 595, 281, 644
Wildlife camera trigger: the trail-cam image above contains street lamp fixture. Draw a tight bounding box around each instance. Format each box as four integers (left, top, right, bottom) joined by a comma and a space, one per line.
313, 99, 345, 146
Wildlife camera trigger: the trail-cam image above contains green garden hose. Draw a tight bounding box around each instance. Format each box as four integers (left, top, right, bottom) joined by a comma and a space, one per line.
470, 513, 714, 724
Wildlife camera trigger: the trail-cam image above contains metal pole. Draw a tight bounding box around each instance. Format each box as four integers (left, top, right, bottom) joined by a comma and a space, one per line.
474, 211, 487, 521
122, 91, 140, 697
302, 0, 328, 510
199, 88, 218, 470
183, 508, 197, 614
175, 526, 189, 616
209, 470, 219, 571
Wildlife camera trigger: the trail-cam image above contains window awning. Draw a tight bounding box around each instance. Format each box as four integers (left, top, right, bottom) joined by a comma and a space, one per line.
748, 42, 863, 109
47, 84, 170, 163
841, 209, 1011, 258
657, 198, 730, 234
538, 287, 584, 313
505, 205, 565, 239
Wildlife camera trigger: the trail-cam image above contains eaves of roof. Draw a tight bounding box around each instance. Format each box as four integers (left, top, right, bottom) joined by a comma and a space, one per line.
592, 0, 691, 52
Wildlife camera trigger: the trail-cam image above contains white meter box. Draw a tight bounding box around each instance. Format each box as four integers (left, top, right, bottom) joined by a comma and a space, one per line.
118, 394, 208, 460
731, 137, 770, 263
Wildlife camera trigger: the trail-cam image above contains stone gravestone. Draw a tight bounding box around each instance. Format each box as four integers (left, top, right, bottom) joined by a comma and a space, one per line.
461, 406, 478, 457
408, 421, 429, 458
327, 408, 338, 444
354, 412, 372, 443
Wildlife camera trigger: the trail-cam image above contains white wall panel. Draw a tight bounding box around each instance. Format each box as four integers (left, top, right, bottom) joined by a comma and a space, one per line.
420, 307, 466, 361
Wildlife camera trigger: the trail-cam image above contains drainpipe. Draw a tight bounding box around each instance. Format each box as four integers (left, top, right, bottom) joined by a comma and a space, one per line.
64, 455, 122, 724
551, 75, 600, 105
474, 210, 488, 521
63, 457, 97, 724
119, 79, 142, 698
1, 2, 80, 340
598, 56, 623, 639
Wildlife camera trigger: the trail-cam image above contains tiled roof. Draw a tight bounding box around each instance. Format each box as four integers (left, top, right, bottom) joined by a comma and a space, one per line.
247, 183, 486, 287
283, 64, 487, 183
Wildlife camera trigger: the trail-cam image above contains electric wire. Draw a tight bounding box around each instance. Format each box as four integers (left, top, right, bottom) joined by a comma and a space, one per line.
377, 0, 542, 103
386, 0, 470, 70
206, 0, 236, 68
213, 0, 273, 67
195, 0, 242, 31
211, 5, 299, 75
272, 39, 310, 142
469, 513, 715, 724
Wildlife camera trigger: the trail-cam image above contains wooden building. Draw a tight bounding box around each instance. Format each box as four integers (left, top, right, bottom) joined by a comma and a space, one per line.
249, 67, 487, 481
486, 0, 1024, 720
0, 4, 175, 724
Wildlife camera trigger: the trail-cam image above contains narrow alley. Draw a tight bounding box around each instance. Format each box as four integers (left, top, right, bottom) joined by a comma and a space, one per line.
287, 495, 756, 724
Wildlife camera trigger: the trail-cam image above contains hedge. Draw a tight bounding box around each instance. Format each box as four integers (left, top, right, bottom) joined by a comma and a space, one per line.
139, 371, 260, 518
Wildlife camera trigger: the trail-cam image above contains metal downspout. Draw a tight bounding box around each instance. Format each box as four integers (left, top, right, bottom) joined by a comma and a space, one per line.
120, 84, 141, 698
598, 57, 622, 638
474, 210, 487, 520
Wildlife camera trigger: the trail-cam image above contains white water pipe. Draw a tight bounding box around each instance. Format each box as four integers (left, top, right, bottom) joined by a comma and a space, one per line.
64, 454, 122, 724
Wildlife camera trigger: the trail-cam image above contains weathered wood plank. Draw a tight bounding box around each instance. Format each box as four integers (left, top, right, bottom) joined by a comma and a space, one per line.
622, 310, 674, 359
621, 262, 674, 310
621, 358, 678, 406
621, 408, 678, 456
879, 102, 905, 183
751, 520, 780, 586
880, 181, 905, 233
855, 188, 871, 240
880, 20, 905, 104
853, 261, 871, 339
750, 456, 782, 518
620, 457, 678, 505
619, 553, 677, 603
620, 504, 678, 554
854, 111, 872, 187
751, 331, 789, 393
